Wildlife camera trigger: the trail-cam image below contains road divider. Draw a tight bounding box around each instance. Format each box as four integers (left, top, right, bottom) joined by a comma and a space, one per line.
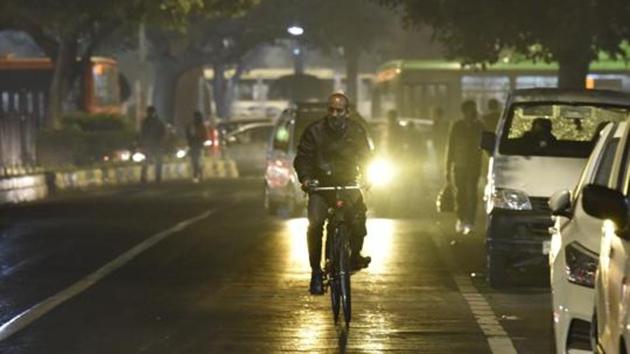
0, 158, 239, 205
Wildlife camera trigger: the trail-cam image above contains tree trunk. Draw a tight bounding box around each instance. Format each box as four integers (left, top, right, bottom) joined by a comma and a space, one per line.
556, 46, 592, 90
47, 37, 77, 129
344, 45, 360, 105
152, 61, 179, 124
212, 62, 229, 120
174, 67, 203, 131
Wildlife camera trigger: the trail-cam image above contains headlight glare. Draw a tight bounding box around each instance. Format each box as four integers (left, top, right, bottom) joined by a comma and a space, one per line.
367, 159, 395, 187
565, 242, 598, 288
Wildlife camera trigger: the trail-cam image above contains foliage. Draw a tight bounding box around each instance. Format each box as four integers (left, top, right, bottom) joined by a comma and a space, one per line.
62, 113, 129, 132
379, 0, 630, 88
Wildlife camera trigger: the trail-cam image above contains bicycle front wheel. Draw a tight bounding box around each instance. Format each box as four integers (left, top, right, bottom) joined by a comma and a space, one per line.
339, 231, 352, 327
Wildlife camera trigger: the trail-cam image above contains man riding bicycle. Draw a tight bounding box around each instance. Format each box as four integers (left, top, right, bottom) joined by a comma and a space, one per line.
294, 92, 372, 295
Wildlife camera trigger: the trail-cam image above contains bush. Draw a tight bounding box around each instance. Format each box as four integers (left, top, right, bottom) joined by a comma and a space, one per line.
38, 114, 136, 167
62, 112, 129, 132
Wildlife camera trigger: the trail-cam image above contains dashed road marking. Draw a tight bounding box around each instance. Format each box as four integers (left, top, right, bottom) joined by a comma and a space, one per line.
0, 209, 215, 342
431, 233, 518, 354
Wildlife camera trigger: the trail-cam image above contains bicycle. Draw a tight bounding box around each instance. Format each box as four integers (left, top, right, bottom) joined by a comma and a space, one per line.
310, 184, 363, 328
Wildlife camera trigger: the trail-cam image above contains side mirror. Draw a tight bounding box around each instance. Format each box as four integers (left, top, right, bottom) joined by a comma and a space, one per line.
582, 184, 629, 231
549, 189, 572, 218
480, 131, 496, 152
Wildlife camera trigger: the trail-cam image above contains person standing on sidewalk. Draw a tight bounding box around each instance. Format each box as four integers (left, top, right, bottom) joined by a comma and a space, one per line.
186, 111, 207, 183
444, 100, 484, 235
139, 106, 166, 183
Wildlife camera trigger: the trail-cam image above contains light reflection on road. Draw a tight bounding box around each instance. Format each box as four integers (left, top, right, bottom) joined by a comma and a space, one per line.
282, 217, 397, 352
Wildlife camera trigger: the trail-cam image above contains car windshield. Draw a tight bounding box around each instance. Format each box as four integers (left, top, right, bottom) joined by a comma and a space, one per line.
499, 103, 630, 158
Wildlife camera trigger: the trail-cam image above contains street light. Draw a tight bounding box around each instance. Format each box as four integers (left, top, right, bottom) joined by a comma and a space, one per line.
287, 25, 305, 75
287, 26, 304, 37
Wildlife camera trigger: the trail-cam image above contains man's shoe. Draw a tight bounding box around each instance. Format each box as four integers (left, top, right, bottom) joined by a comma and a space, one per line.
309, 271, 325, 295
351, 254, 371, 270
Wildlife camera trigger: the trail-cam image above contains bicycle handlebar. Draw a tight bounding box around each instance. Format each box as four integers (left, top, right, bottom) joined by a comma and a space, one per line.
310, 185, 362, 192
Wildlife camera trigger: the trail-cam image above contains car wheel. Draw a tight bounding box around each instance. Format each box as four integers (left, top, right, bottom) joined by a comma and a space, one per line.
487, 251, 507, 288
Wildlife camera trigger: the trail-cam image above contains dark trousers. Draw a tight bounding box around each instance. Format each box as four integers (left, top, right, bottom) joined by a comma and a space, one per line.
189, 148, 202, 179
141, 149, 163, 183
453, 167, 480, 225
307, 192, 367, 272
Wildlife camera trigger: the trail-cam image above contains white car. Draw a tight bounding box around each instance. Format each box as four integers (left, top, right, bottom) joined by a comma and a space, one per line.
481, 89, 630, 287
549, 122, 625, 354
582, 118, 630, 354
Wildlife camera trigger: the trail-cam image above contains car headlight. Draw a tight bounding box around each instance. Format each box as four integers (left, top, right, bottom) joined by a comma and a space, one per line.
176, 149, 187, 159
367, 159, 395, 187
132, 152, 146, 162
565, 241, 598, 288
491, 188, 532, 210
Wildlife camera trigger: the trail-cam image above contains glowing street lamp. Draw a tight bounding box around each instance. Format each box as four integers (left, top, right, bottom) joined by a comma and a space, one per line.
287, 26, 304, 37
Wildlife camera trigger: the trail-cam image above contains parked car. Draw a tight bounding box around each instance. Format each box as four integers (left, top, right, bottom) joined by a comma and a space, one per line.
582, 118, 630, 354
221, 122, 274, 176
480, 88, 630, 287
549, 121, 625, 354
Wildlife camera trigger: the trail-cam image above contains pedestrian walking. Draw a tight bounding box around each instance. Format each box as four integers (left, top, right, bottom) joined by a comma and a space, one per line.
186, 111, 207, 183
444, 100, 485, 235
139, 106, 166, 183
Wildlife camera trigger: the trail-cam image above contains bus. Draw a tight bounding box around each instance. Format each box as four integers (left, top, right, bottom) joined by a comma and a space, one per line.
0, 56, 122, 125
372, 59, 630, 121
203, 67, 374, 119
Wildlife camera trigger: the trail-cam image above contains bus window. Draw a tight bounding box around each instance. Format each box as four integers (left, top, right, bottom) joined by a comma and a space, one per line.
93, 64, 120, 108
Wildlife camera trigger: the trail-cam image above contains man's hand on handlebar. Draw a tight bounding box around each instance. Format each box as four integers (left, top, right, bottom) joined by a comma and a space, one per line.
301, 179, 320, 193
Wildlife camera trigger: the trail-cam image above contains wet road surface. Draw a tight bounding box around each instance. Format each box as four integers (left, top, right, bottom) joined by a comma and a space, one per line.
0, 179, 554, 353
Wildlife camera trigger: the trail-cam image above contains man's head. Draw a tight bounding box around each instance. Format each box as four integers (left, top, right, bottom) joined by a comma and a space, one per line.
487, 98, 499, 112
460, 100, 478, 121
146, 106, 157, 118
326, 92, 350, 133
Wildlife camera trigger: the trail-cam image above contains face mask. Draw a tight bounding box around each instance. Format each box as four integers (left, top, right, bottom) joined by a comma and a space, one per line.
328, 114, 347, 133
327, 107, 348, 133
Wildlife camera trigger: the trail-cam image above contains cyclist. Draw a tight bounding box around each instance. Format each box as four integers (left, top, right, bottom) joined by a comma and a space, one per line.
294, 92, 373, 295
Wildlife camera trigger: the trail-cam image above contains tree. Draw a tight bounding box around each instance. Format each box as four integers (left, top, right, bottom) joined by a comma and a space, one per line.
380, 0, 630, 89
291, 0, 394, 102
0, 0, 237, 128
147, 0, 285, 121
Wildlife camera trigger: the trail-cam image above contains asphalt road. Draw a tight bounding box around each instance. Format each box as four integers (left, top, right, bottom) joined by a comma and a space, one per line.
0, 179, 554, 353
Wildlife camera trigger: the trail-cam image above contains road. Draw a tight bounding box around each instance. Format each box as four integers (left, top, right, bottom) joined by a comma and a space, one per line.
0, 179, 554, 353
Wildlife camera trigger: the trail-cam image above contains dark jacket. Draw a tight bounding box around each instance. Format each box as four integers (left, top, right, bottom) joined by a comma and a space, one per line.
186, 122, 207, 150
294, 117, 372, 186
140, 116, 166, 150
445, 118, 485, 174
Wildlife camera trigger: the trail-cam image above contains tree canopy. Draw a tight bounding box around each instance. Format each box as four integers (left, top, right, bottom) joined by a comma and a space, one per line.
380, 0, 630, 88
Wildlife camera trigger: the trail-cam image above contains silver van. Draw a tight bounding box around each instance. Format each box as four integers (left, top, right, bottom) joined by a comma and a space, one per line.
480, 88, 630, 287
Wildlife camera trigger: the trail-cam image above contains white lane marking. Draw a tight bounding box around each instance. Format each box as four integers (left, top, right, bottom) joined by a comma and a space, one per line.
431, 233, 518, 354
0, 209, 215, 342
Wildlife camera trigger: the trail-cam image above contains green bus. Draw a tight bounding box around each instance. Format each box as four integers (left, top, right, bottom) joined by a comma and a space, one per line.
372, 58, 630, 121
